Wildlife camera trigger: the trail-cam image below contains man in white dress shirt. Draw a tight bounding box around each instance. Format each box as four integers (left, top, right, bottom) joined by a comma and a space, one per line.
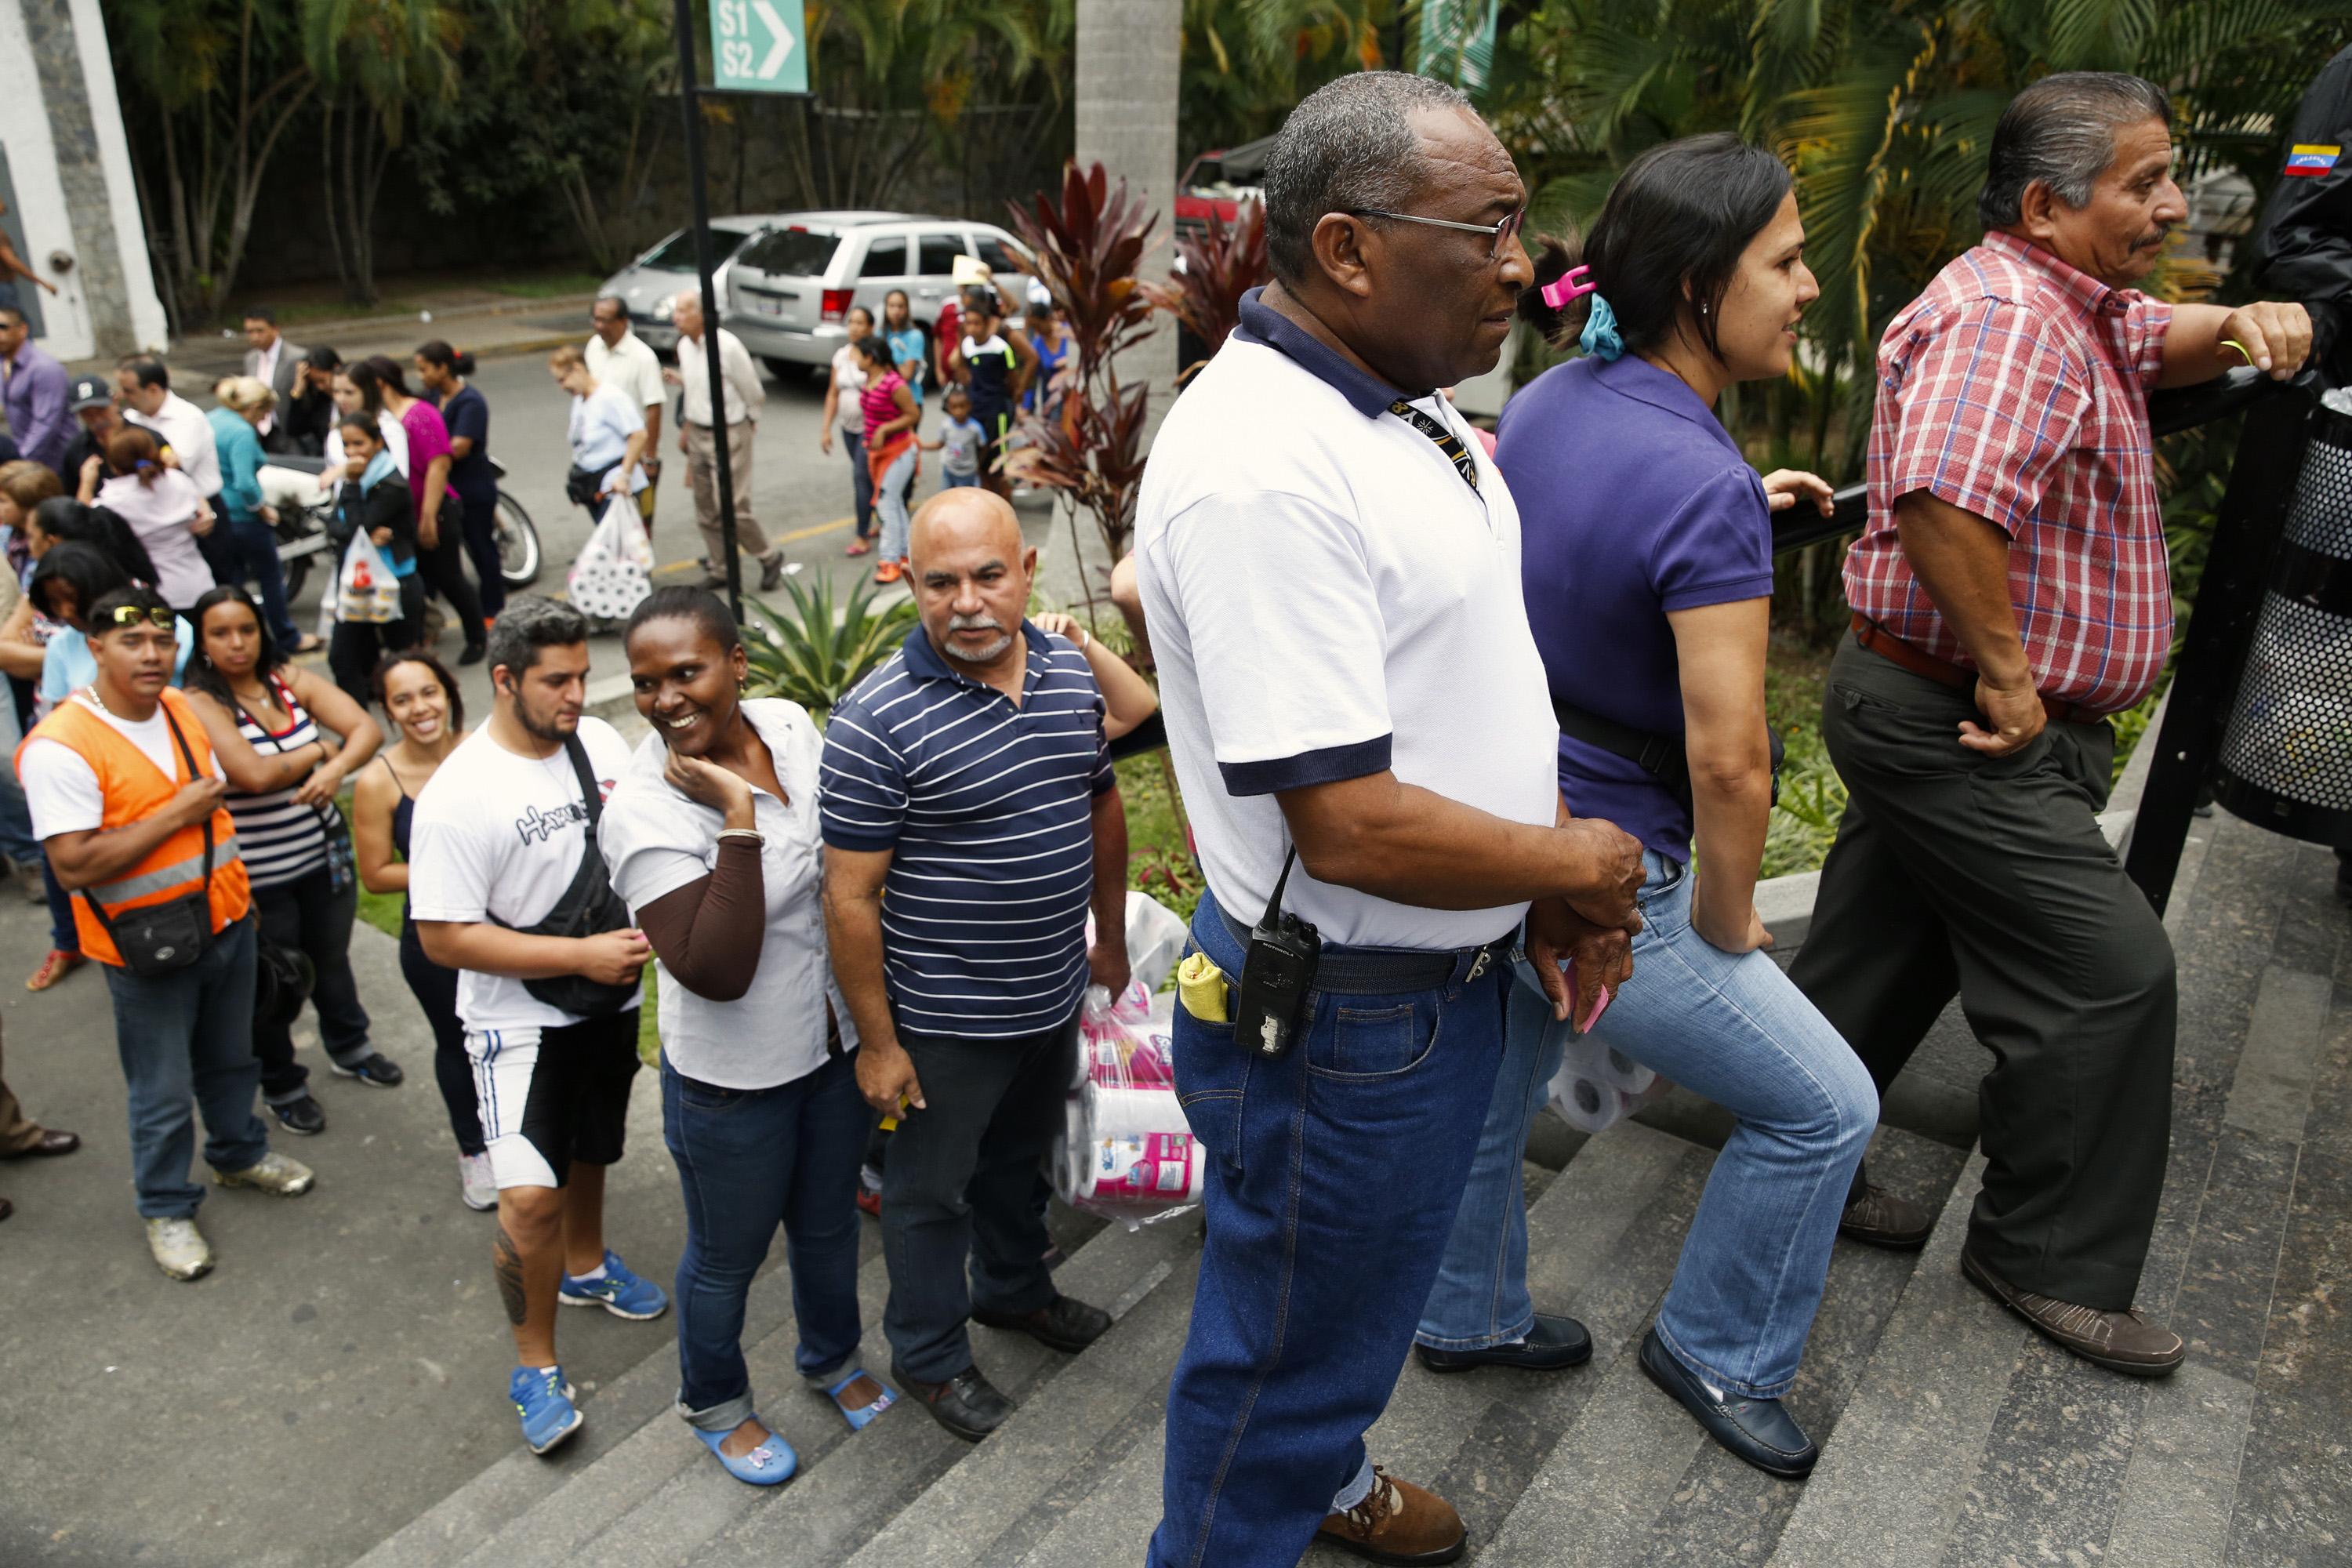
665, 289, 784, 591
586, 296, 666, 529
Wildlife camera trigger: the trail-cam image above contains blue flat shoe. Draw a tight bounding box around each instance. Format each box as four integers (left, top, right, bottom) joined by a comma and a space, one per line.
695, 1418, 798, 1486
814, 1367, 897, 1432
1637, 1328, 1817, 1479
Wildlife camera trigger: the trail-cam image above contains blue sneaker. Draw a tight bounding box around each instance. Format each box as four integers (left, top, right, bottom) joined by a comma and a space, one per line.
511, 1365, 584, 1455
557, 1249, 670, 1320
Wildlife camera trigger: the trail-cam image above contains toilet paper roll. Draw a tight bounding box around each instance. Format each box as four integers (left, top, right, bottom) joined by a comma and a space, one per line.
1592, 1046, 1657, 1095
1057, 1096, 1091, 1204
1084, 1082, 1190, 1140
1548, 1071, 1625, 1135
1080, 1129, 1204, 1204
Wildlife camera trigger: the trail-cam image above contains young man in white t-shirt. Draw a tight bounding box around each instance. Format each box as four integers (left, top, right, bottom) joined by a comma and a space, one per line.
408, 596, 663, 1456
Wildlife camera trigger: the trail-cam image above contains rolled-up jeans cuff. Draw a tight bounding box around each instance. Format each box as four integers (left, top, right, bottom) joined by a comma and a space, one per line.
1414, 1309, 1535, 1353
1330, 1454, 1377, 1513
677, 1390, 756, 1435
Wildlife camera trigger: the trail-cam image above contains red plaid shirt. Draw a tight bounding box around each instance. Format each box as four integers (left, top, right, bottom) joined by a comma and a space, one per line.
1847, 230, 2176, 713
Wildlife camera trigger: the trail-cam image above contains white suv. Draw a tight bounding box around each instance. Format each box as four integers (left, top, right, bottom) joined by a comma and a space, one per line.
720, 211, 1032, 375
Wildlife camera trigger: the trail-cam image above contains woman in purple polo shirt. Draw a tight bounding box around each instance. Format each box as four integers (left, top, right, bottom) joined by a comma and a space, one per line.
1415, 134, 1877, 1479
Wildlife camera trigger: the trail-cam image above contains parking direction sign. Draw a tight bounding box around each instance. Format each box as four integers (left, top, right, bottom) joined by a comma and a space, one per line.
710, 0, 806, 93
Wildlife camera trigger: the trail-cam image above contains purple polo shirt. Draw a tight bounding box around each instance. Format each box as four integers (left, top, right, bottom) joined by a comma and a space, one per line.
1495, 354, 1775, 860
2, 339, 70, 474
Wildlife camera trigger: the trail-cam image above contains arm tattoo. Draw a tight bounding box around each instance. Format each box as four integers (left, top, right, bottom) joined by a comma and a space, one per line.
492, 1221, 528, 1326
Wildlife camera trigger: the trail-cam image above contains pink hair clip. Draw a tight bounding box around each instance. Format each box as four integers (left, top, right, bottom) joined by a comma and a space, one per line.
1540, 265, 1596, 310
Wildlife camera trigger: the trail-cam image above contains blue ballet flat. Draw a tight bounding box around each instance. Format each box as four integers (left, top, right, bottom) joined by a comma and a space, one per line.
695, 1418, 798, 1486
818, 1367, 897, 1432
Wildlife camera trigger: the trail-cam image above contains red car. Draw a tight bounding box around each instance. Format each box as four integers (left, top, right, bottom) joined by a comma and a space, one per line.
1174, 136, 1274, 238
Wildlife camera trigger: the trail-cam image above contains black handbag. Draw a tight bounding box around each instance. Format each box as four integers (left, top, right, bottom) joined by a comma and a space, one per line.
564, 465, 604, 506
493, 732, 639, 1018
80, 703, 220, 978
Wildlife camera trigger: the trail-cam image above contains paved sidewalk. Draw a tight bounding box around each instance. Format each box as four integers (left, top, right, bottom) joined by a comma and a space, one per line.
0, 898, 692, 1568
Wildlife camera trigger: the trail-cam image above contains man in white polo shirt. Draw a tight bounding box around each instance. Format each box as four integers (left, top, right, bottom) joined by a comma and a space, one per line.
1138, 73, 1644, 1568
587, 296, 666, 528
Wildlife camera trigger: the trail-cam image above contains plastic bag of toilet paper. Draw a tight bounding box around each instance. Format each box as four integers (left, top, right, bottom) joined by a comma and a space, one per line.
1545, 1035, 1674, 1134
1056, 982, 1199, 1229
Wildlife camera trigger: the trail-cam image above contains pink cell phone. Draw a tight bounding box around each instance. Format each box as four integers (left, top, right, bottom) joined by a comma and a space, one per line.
1561, 960, 1613, 1036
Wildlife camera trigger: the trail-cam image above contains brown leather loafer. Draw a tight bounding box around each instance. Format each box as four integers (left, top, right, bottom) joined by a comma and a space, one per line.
2, 1129, 80, 1160
1838, 1181, 1933, 1250
1960, 1245, 2183, 1377
1316, 1466, 1466, 1566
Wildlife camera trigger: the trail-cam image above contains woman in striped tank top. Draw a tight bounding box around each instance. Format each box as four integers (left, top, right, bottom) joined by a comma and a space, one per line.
181, 585, 394, 1138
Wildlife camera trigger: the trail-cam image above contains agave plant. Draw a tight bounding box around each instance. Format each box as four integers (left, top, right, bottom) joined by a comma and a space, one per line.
740, 572, 919, 719
1143, 196, 1270, 383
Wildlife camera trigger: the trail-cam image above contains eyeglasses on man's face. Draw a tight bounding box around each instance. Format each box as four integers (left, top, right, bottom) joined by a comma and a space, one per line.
1347, 206, 1527, 261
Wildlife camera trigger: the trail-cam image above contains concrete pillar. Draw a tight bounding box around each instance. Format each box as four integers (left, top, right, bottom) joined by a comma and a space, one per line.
1, 0, 169, 360
1074, 0, 1181, 405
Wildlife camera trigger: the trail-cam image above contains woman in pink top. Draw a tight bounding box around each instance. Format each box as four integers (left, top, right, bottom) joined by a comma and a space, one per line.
353, 355, 486, 663
852, 336, 919, 583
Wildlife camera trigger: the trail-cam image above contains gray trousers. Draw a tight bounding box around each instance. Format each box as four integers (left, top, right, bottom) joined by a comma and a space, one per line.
684, 420, 772, 567
1788, 636, 2176, 1310
879, 1014, 1076, 1381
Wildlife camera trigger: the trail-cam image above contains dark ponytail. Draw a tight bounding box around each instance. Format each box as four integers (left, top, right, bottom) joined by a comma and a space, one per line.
417, 339, 477, 378
1515, 133, 1794, 361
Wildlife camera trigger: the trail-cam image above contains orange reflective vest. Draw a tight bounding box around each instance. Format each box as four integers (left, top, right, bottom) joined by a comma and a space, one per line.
18, 688, 251, 968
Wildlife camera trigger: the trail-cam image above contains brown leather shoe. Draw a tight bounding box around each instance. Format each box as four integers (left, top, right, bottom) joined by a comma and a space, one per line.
1, 1129, 79, 1160
1839, 1181, 1933, 1250
1960, 1245, 2183, 1377
1316, 1466, 1466, 1566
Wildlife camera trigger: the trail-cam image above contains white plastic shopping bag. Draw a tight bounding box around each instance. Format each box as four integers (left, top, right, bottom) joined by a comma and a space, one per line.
336, 530, 402, 625
567, 494, 653, 621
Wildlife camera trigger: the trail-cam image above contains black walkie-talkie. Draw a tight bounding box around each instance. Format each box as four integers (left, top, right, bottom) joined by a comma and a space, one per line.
1235, 848, 1321, 1060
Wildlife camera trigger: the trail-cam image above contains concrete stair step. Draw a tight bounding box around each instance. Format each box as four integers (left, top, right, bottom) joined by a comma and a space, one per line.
449, 1249, 897, 1568
995, 1119, 1725, 1567
1479, 1125, 1960, 1567
688, 1210, 1203, 1568
347, 1224, 869, 1568
838, 1240, 1205, 1568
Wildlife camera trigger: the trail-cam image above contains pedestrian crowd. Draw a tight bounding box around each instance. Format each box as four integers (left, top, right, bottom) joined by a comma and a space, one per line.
0, 57, 2328, 1568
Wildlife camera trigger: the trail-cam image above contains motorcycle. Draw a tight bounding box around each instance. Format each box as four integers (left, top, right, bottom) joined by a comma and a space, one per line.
261, 453, 542, 603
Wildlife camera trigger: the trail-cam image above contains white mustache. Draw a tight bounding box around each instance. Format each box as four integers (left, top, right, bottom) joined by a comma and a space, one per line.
948, 613, 1005, 633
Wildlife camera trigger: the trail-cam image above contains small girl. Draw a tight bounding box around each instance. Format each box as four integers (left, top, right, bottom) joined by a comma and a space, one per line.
922, 387, 985, 490
327, 416, 421, 699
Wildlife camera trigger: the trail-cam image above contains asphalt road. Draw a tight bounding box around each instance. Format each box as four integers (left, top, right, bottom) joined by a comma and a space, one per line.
280, 346, 1091, 725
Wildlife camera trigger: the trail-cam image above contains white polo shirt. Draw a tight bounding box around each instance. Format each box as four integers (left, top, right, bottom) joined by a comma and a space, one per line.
126, 391, 223, 499
1134, 290, 1559, 951
586, 330, 666, 423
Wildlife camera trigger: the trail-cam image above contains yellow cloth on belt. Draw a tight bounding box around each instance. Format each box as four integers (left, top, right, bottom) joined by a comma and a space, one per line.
1177, 953, 1229, 1023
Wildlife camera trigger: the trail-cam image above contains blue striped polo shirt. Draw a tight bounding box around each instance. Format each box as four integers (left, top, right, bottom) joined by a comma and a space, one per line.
819, 622, 1114, 1040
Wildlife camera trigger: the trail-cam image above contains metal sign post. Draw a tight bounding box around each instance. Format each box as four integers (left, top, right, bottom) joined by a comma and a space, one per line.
670, 0, 808, 621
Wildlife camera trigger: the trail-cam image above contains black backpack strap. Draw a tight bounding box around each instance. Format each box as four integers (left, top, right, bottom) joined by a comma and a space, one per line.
1552, 698, 1690, 800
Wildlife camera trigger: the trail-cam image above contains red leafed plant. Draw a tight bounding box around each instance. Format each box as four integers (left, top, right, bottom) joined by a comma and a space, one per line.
1143, 198, 1269, 383
1006, 161, 1161, 568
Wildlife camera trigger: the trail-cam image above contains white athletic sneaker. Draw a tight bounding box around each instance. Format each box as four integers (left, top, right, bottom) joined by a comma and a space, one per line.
459, 1152, 498, 1211
213, 1151, 317, 1196
147, 1217, 214, 1280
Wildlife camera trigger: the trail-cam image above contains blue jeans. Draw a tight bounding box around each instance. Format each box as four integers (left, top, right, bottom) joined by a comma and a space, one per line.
223, 513, 303, 650
1151, 887, 1510, 1568
942, 470, 982, 489
457, 488, 506, 621
1420, 851, 1875, 1398
844, 427, 875, 539
663, 1051, 868, 1433
0, 691, 39, 863
101, 914, 270, 1218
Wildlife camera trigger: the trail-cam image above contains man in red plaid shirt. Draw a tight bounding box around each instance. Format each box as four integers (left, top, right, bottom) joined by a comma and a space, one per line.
1791, 71, 2311, 1379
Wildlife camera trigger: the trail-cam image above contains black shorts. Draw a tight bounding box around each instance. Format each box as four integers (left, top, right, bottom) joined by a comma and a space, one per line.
468, 1012, 642, 1189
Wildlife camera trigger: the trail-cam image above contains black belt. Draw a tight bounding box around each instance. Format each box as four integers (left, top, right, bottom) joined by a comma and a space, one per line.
1215, 905, 1513, 995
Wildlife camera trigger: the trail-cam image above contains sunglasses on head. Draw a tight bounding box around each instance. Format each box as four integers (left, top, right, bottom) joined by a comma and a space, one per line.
104, 605, 176, 630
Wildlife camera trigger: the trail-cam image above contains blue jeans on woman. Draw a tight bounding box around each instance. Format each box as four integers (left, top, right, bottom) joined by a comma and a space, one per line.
223, 513, 303, 650
1152, 887, 1512, 1568
662, 1050, 868, 1435
843, 427, 875, 540
874, 446, 916, 564
456, 488, 506, 622
1417, 851, 1876, 1399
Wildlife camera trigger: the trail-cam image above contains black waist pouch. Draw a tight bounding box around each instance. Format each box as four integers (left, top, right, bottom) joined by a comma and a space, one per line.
495, 733, 639, 1018
564, 465, 605, 506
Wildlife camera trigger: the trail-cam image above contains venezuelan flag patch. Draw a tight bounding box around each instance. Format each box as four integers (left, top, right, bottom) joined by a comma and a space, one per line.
2285, 144, 2340, 177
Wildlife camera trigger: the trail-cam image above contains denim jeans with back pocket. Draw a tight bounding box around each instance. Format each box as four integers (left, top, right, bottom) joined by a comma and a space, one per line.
1150, 887, 1511, 1568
